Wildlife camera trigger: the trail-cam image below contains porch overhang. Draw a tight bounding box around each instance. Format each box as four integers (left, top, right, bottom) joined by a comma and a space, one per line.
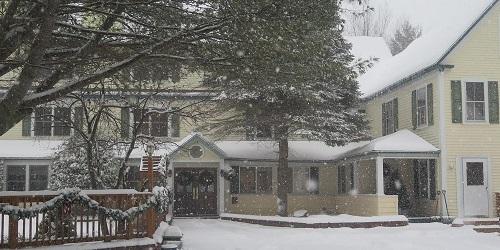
333, 129, 440, 164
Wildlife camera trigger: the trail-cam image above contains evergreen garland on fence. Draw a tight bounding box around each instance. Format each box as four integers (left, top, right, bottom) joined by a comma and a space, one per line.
0, 186, 171, 220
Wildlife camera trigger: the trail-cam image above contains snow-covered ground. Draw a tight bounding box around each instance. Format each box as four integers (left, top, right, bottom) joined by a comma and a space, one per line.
175, 219, 500, 250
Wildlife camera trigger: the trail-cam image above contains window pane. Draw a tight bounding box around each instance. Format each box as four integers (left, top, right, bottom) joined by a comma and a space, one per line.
475, 102, 485, 120
338, 165, 346, 194
309, 167, 320, 194
417, 88, 426, 107
417, 160, 428, 198
466, 102, 475, 121
34, 107, 52, 136
466, 162, 484, 186
240, 167, 256, 193
230, 166, 240, 194
133, 109, 150, 135
29, 165, 48, 190
150, 112, 168, 137
293, 168, 309, 193
474, 82, 484, 101
7, 165, 26, 191
170, 112, 180, 137
466, 83, 475, 101
54, 107, 71, 136
257, 167, 272, 193
126, 166, 141, 190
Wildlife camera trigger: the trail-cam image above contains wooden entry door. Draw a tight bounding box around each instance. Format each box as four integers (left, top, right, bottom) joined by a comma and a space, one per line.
174, 168, 218, 216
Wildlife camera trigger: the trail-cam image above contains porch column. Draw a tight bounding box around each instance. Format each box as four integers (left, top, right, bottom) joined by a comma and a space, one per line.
376, 157, 384, 195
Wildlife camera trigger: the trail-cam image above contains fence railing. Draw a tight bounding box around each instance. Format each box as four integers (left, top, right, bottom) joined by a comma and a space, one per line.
0, 189, 165, 248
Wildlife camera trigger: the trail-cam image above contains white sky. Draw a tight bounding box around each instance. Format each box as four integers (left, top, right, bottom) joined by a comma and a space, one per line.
368, 0, 493, 34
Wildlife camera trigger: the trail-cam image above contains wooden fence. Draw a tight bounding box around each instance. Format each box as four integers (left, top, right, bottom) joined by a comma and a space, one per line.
0, 190, 165, 248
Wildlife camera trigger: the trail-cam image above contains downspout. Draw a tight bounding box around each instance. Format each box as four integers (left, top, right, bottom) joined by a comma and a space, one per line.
437, 66, 449, 217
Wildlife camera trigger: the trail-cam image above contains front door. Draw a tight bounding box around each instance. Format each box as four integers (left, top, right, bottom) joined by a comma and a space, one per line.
462, 159, 489, 217
174, 168, 218, 216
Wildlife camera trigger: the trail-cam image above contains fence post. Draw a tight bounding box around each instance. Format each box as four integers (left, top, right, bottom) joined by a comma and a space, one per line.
8, 199, 18, 249
146, 208, 155, 237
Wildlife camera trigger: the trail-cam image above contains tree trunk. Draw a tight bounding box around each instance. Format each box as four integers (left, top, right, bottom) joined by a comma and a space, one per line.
86, 142, 98, 189
277, 137, 289, 217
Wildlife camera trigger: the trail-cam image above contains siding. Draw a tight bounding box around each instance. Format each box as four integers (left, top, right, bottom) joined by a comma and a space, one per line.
364, 71, 440, 147
442, 2, 500, 217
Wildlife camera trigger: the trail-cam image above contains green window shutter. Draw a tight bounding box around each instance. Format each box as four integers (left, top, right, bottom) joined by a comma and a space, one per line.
120, 107, 130, 139
393, 99, 398, 131
381, 103, 387, 136
22, 114, 32, 136
451, 81, 463, 123
427, 83, 434, 126
488, 81, 499, 124
411, 90, 417, 129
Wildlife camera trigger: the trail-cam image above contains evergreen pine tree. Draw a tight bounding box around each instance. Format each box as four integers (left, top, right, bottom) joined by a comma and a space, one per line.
202, 0, 370, 216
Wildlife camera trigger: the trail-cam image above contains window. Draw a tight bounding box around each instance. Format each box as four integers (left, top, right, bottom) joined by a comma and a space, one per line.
29, 165, 48, 190
466, 162, 484, 186
126, 166, 141, 190
465, 82, 486, 121
416, 87, 428, 127
33, 107, 71, 136
414, 160, 436, 199
132, 108, 179, 137
292, 167, 319, 194
189, 145, 204, 158
7, 165, 26, 191
230, 166, 272, 194
6, 165, 49, 191
382, 99, 397, 135
337, 164, 354, 194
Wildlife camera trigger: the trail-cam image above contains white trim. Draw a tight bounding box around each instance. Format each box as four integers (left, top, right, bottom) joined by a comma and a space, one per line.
218, 160, 226, 214
462, 80, 489, 123
438, 70, 448, 216
376, 157, 384, 195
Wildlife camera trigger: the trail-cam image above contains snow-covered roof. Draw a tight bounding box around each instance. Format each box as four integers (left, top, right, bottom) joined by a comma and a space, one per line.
359, 0, 498, 99
0, 139, 64, 159
345, 36, 392, 62
215, 140, 366, 162
168, 132, 227, 158
336, 129, 439, 160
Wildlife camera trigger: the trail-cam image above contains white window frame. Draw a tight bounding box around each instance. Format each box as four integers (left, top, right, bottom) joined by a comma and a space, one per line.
416, 86, 428, 128
462, 81, 489, 123
31, 106, 74, 137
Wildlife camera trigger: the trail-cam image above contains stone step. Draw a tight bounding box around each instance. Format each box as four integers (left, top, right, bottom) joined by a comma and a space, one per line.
464, 218, 499, 226
452, 218, 499, 227
473, 226, 500, 233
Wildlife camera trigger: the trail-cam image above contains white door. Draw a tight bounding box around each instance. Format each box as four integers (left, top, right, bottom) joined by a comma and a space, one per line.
462, 159, 489, 217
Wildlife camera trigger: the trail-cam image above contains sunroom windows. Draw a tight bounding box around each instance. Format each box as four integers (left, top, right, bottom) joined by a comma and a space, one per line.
229, 166, 273, 194
292, 167, 319, 194
6, 165, 49, 191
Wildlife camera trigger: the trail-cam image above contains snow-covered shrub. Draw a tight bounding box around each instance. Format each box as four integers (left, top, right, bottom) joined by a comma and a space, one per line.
49, 136, 120, 190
